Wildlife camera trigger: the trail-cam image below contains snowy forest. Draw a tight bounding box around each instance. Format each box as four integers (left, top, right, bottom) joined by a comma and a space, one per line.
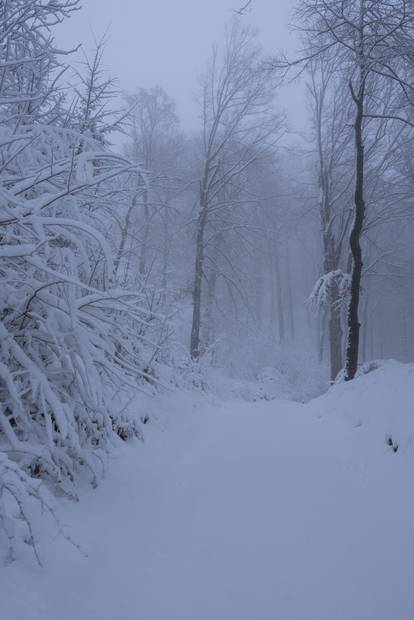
2, 1, 414, 619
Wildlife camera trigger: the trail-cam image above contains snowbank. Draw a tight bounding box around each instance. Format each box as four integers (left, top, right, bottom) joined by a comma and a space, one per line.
313, 359, 414, 456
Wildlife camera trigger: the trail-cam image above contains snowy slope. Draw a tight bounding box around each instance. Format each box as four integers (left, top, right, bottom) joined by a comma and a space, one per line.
2, 362, 414, 620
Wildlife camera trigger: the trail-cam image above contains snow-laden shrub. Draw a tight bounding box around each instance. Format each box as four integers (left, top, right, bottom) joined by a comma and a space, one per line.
0, 126, 155, 484
156, 343, 211, 392
0, 0, 164, 562
0, 453, 69, 565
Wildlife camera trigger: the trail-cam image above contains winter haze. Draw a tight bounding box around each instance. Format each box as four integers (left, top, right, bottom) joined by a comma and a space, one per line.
55, 0, 304, 130
1, 2, 414, 619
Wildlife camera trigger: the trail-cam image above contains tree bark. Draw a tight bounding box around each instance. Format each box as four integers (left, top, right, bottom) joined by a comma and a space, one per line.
190, 192, 208, 361
114, 195, 136, 278
205, 264, 218, 352
345, 89, 365, 381
361, 294, 369, 363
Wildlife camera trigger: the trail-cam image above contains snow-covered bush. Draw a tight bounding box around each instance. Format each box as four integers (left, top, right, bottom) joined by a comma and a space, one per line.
0, 453, 61, 565
0, 0, 163, 562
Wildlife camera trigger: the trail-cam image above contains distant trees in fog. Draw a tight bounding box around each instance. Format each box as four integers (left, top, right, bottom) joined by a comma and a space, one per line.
286, 0, 414, 380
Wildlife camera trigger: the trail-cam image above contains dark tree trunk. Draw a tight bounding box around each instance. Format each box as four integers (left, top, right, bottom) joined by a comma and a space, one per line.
190, 196, 208, 361
361, 294, 369, 363
345, 90, 365, 381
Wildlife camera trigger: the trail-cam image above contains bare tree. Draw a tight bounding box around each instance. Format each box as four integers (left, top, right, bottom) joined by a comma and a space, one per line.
72, 36, 127, 149
190, 21, 282, 360
289, 0, 414, 380
307, 57, 354, 380
125, 86, 180, 280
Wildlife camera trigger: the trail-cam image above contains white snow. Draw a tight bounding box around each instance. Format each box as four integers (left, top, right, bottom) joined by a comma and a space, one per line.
2, 361, 414, 619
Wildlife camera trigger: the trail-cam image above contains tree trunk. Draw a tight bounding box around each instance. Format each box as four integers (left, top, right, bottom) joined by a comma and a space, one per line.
370, 321, 375, 361
139, 188, 149, 277
161, 202, 170, 308
345, 90, 365, 381
274, 240, 285, 343
255, 252, 263, 326
318, 310, 326, 364
285, 241, 295, 340
323, 236, 343, 380
205, 266, 218, 352
114, 195, 136, 278
190, 198, 207, 361
361, 294, 369, 363
204, 233, 223, 352
329, 279, 343, 381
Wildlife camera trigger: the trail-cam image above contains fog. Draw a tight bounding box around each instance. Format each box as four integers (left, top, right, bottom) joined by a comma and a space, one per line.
55, 0, 305, 131
47, 0, 414, 387
3, 1, 414, 616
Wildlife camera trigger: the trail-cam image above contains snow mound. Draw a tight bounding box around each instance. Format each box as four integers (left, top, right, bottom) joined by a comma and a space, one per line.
201, 360, 328, 404
313, 359, 414, 456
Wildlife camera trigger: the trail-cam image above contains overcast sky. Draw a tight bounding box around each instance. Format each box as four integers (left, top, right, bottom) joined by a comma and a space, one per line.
56, 0, 305, 132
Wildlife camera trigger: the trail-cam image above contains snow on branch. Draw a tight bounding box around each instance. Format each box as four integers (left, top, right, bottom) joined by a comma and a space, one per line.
0, 0, 162, 564
308, 269, 351, 312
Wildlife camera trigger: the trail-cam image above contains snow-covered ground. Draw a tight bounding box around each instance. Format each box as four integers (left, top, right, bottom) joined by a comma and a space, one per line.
2, 361, 414, 619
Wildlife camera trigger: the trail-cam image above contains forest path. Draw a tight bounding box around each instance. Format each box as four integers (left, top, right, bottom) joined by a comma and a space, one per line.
2, 390, 414, 619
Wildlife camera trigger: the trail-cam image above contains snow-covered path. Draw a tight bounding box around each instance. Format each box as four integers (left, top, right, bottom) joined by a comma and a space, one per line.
3, 371, 414, 619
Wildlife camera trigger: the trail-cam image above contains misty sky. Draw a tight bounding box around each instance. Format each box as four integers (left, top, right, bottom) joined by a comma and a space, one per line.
56, 0, 304, 132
